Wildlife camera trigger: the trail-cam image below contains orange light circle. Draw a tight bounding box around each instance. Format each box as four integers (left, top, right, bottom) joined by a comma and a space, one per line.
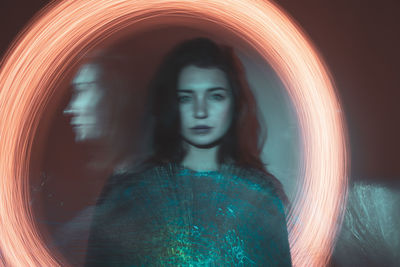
0, 0, 348, 266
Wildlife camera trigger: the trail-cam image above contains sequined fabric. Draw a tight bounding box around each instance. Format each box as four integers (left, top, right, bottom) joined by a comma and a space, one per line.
85, 163, 292, 266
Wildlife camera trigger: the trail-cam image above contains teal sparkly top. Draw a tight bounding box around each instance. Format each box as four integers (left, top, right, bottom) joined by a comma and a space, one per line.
85, 163, 292, 266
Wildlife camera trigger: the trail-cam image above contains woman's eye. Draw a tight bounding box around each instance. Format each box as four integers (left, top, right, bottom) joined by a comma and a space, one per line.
72, 91, 84, 100
178, 95, 191, 103
210, 94, 225, 101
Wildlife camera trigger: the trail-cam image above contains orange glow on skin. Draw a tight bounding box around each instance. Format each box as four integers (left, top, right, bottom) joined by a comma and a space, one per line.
0, 0, 348, 266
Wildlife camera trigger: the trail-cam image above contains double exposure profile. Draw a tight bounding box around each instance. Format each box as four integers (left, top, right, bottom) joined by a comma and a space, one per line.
85, 38, 292, 266
63, 51, 149, 170
64, 62, 106, 142
56, 50, 149, 266
332, 182, 400, 266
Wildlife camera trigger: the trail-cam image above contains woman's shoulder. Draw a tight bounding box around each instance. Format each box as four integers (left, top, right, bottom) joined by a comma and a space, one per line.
104, 162, 176, 189
222, 163, 289, 206
221, 164, 273, 189
112, 161, 176, 179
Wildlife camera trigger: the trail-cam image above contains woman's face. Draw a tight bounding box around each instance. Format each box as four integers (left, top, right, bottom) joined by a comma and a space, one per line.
177, 65, 233, 148
63, 63, 105, 142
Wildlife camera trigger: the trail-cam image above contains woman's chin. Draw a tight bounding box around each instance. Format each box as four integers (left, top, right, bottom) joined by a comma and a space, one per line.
73, 128, 102, 143
184, 138, 222, 149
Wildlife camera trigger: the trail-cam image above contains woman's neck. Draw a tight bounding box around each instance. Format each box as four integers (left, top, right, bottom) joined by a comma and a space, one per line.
181, 142, 219, 172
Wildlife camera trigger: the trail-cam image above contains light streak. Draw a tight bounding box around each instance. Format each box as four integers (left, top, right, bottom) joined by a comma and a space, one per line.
0, 0, 348, 266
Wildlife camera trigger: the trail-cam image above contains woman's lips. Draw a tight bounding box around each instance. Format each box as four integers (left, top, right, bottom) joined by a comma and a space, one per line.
191, 126, 212, 134
191, 125, 211, 129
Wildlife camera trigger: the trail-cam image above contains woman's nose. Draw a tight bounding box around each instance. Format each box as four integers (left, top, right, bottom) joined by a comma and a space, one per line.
194, 98, 208, 119
63, 93, 81, 115
63, 102, 76, 115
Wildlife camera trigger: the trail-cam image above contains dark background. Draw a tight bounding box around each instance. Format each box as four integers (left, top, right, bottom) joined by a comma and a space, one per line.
2, 0, 399, 185
1, 0, 399, 266
276, 0, 400, 185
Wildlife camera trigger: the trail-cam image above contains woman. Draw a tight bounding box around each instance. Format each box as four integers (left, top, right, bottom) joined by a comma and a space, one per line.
63, 50, 149, 171
85, 37, 292, 266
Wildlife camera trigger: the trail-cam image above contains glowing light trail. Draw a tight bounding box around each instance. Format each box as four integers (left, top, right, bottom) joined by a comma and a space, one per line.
0, 0, 348, 266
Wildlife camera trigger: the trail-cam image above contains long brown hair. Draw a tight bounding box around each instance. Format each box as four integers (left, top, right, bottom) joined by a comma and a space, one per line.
146, 38, 264, 168
147, 38, 266, 171
145, 37, 288, 204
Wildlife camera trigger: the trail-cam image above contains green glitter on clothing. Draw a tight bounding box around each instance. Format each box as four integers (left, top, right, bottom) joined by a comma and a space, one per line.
85, 163, 292, 266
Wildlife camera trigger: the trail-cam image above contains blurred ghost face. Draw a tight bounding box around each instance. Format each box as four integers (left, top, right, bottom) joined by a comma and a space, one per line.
64, 64, 105, 142
177, 65, 233, 148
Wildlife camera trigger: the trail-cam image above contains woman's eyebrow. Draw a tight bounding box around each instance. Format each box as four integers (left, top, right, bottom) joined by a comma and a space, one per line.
208, 87, 228, 92
72, 82, 98, 90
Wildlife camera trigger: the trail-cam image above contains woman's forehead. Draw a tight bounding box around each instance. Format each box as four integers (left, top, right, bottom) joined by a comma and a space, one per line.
72, 63, 103, 85
177, 65, 229, 91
